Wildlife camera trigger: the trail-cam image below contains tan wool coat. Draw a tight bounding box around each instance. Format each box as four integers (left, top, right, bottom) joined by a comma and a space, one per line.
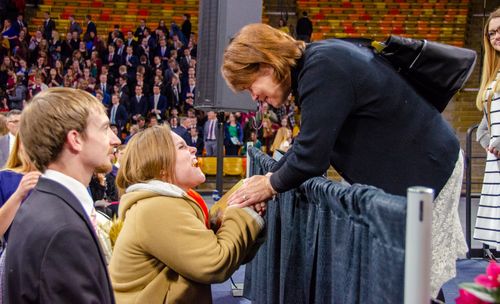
108, 181, 264, 304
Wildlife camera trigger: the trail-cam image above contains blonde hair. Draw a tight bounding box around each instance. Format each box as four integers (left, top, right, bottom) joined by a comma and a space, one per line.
116, 125, 176, 194
19, 87, 106, 172
221, 23, 305, 92
477, 7, 500, 110
4, 133, 35, 173
270, 127, 292, 152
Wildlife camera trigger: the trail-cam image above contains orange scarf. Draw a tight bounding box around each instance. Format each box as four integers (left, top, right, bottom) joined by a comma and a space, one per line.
186, 189, 210, 229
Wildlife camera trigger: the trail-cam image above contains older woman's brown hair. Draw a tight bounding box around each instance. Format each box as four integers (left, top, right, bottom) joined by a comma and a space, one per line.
221, 23, 305, 92
115, 125, 176, 194
477, 7, 500, 110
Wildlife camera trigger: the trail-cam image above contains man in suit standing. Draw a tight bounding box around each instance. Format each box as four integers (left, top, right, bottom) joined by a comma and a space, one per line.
130, 85, 147, 123
84, 15, 97, 40
42, 11, 56, 40
107, 24, 124, 45
109, 94, 128, 134
13, 14, 27, 34
173, 117, 192, 143
203, 110, 218, 156
5, 87, 120, 303
148, 84, 167, 121
296, 11, 313, 42
104, 44, 120, 76
0, 109, 21, 168
124, 30, 137, 53
123, 45, 138, 76
187, 127, 203, 156
68, 15, 82, 37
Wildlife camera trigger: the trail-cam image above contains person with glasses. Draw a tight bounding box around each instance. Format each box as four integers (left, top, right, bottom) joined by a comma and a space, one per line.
474, 7, 500, 253
0, 109, 21, 168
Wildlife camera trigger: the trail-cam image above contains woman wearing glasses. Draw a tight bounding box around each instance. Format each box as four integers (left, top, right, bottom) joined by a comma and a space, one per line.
474, 7, 500, 252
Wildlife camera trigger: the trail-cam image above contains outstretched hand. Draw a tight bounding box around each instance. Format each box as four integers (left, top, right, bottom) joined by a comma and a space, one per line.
227, 173, 277, 214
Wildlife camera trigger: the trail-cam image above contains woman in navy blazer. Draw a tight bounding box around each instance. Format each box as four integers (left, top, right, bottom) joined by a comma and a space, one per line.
221, 23, 465, 302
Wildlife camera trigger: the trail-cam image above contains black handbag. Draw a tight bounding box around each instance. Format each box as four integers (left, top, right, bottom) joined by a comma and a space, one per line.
376, 35, 477, 112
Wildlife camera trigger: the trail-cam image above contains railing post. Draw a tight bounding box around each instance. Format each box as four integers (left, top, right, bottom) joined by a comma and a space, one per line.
465, 124, 478, 258
404, 187, 434, 304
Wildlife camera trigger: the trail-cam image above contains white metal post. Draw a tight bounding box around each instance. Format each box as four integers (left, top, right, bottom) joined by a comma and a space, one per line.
404, 186, 434, 304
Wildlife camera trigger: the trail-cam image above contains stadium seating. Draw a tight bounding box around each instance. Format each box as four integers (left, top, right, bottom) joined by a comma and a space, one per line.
297, 0, 470, 47
30, 0, 199, 35
29, 0, 269, 37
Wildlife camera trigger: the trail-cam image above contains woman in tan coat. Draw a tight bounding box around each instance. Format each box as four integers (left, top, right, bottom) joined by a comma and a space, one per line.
109, 125, 264, 303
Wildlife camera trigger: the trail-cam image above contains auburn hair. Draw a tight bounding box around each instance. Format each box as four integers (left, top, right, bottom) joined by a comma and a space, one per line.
221, 23, 305, 92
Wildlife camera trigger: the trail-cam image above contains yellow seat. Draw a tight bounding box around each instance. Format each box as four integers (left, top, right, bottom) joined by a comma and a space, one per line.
223, 157, 244, 177
200, 157, 217, 176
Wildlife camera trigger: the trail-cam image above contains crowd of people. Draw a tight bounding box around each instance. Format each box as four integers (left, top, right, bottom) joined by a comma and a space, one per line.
0, 11, 301, 159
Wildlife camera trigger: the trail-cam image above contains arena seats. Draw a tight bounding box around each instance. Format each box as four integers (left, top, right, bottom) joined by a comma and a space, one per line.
29, 0, 270, 37
297, 0, 470, 47
30, 0, 200, 36
199, 156, 246, 177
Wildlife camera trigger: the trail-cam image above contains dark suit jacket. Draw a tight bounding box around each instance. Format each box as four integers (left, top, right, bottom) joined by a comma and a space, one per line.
187, 136, 204, 156
165, 85, 180, 108
5, 178, 115, 303
123, 54, 138, 71
43, 18, 56, 39
270, 39, 459, 197
124, 39, 138, 53
130, 95, 148, 118
0, 134, 9, 168
148, 94, 168, 118
85, 21, 97, 37
69, 21, 83, 36
109, 104, 128, 131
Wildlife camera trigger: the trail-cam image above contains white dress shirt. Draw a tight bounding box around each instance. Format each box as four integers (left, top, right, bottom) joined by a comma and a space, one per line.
43, 169, 94, 218
8, 133, 15, 154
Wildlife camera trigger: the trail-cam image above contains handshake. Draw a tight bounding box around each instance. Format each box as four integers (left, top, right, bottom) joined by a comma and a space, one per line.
209, 174, 277, 231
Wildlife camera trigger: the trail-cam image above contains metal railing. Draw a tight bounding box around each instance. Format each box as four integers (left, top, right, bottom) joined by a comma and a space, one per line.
464, 123, 493, 259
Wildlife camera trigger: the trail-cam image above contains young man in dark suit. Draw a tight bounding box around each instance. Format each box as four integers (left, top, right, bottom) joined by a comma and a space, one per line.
42, 11, 56, 40
186, 126, 204, 157
84, 15, 97, 40
109, 94, 128, 134
129, 85, 147, 123
5, 87, 120, 303
148, 84, 168, 121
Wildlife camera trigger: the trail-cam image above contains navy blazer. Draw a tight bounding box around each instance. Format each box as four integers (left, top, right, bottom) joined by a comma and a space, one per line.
5, 178, 115, 303
270, 39, 460, 197
85, 21, 97, 36
109, 104, 128, 131
130, 95, 148, 118
148, 94, 168, 118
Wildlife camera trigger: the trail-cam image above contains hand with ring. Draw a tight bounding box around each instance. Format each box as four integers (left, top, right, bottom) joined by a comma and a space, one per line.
228, 173, 277, 215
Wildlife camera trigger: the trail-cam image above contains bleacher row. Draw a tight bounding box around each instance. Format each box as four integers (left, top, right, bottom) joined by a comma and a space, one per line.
28, 0, 271, 38
297, 0, 470, 47
198, 157, 246, 177
30, 0, 200, 36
